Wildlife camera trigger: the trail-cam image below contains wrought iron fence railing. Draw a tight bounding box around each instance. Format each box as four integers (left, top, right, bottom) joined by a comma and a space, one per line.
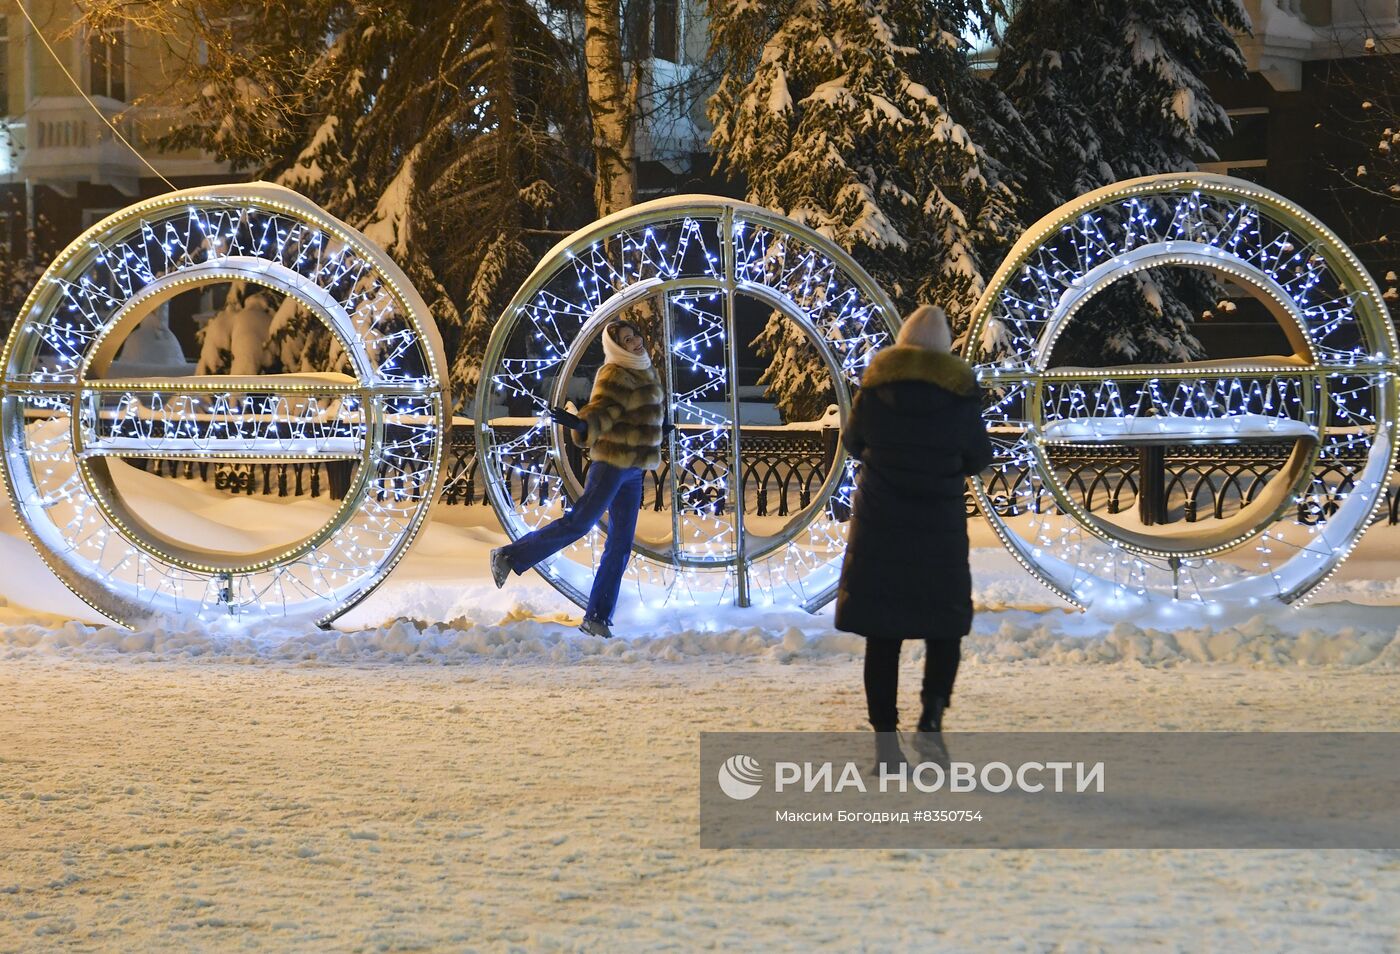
129, 423, 1400, 527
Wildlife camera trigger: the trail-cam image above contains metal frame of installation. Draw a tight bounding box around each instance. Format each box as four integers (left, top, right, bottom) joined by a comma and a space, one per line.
4, 175, 1390, 626
475, 195, 899, 612
965, 173, 1398, 611
0, 183, 449, 628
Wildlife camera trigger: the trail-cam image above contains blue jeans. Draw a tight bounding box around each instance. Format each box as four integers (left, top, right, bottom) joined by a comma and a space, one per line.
501, 462, 645, 624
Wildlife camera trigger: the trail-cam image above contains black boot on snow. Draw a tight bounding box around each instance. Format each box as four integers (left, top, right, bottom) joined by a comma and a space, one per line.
579, 617, 614, 639
917, 695, 948, 734
913, 696, 950, 769
870, 730, 909, 783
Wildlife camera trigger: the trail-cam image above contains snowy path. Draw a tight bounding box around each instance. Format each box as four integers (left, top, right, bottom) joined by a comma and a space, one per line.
1, 656, 1397, 950
1, 475, 1399, 948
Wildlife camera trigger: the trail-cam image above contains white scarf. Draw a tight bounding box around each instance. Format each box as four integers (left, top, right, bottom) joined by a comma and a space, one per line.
601, 327, 653, 371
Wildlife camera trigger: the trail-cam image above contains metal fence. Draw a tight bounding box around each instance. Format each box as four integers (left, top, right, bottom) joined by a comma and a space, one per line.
979, 442, 1390, 526
132, 423, 1400, 527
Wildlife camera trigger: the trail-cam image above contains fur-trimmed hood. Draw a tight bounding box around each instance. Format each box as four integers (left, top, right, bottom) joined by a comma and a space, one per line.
861, 345, 977, 395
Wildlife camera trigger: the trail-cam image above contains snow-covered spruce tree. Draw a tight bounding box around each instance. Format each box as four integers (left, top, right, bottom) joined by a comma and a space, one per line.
995, 0, 1248, 367
81, 0, 593, 406
707, 0, 1024, 421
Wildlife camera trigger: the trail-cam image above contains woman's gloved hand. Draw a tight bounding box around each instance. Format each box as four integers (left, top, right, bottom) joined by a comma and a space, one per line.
548, 405, 587, 434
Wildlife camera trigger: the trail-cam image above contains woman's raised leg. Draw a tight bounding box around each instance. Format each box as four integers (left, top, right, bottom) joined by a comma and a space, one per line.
500, 462, 627, 574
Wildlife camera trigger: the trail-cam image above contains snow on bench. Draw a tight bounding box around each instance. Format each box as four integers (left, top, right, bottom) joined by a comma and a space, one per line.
80, 436, 364, 458
1039, 414, 1318, 445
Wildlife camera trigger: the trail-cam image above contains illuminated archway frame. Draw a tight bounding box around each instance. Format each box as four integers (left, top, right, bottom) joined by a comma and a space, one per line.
965, 173, 1399, 609
0, 183, 450, 627
476, 195, 898, 611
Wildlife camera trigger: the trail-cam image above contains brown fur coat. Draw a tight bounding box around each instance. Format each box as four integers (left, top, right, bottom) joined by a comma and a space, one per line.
575, 362, 665, 470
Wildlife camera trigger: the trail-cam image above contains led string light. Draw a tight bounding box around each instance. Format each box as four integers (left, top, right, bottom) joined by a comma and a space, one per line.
966, 173, 1398, 610
476, 196, 898, 613
0, 184, 449, 627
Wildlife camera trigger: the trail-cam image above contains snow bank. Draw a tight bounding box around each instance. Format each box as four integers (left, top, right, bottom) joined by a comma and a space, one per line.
3, 602, 1398, 670
1, 450, 1399, 670
965, 610, 1400, 669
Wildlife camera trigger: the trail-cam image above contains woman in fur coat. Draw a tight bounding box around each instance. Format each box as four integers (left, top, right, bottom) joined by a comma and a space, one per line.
490, 320, 665, 639
835, 305, 993, 766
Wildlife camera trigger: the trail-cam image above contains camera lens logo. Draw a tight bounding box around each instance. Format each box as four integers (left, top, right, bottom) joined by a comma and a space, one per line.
718, 755, 764, 800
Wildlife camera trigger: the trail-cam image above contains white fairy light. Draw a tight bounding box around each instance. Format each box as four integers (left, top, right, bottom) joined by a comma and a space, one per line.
0, 183, 449, 628
475, 196, 897, 612
966, 173, 1398, 611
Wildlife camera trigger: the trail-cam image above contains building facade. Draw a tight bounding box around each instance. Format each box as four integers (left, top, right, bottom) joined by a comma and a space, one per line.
0, 1, 231, 254
0, 1, 234, 352
1197, 0, 1399, 356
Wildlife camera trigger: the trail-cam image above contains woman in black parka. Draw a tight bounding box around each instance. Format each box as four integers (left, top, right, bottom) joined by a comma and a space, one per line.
835, 305, 993, 765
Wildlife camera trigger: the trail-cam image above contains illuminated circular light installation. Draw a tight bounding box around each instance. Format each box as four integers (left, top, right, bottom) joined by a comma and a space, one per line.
476, 195, 898, 610
966, 173, 1398, 609
0, 183, 449, 627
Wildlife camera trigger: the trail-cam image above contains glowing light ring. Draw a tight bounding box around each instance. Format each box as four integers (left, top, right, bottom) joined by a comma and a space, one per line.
0, 183, 449, 627
477, 195, 898, 611
966, 173, 1398, 609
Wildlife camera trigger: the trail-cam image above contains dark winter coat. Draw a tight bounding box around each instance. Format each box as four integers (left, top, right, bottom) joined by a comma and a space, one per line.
834, 345, 994, 641
576, 362, 666, 470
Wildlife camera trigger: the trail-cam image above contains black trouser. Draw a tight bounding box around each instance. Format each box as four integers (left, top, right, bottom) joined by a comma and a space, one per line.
863, 637, 962, 731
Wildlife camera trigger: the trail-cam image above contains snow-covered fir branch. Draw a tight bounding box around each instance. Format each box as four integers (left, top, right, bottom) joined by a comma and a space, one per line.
995, 0, 1248, 367
708, 0, 1025, 419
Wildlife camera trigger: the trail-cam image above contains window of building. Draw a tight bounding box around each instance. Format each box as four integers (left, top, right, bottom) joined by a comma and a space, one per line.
964, 1, 1017, 70
621, 1, 646, 62
88, 25, 127, 102
1199, 107, 1269, 185
653, 0, 678, 63
1217, 107, 1269, 163
622, 0, 681, 63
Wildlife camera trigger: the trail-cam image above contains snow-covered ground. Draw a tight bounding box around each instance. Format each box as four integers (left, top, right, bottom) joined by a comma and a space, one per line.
1, 475, 1398, 949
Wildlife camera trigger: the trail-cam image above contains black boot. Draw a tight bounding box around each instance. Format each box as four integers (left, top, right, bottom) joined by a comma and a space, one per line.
490, 547, 512, 589
870, 728, 909, 781
917, 695, 947, 734
913, 696, 950, 769
579, 616, 613, 639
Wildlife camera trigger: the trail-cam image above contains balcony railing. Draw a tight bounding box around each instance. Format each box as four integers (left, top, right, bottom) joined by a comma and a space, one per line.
18, 95, 143, 195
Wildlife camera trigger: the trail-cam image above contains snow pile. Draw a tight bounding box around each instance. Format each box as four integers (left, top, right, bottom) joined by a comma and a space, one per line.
1, 442, 1399, 670
195, 289, 277, 375
965, 611, 1400, 669
3, 604, 1398, 670
108, 312, 196, 378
